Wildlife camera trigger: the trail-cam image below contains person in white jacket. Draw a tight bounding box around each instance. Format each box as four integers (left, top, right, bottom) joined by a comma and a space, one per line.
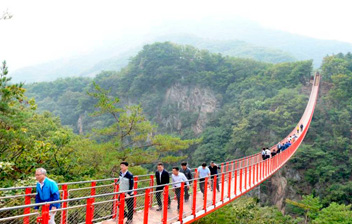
172, 167, 190, 211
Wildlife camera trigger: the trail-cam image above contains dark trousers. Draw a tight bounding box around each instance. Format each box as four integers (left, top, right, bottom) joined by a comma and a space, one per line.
156, 187, 170, 208
184, 185, 190, 201
211, 176, 220, 192
199, 178, 205, 194
175, 188, 181, 210
174, 186, 188, 209
121, 196, 133, 221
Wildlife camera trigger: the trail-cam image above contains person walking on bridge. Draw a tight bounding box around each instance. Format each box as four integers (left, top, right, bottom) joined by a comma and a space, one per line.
155, 162, 171, 211
180, 162, 193, 202
300, 124, 304, 132
34, 168, 60, 224
265, 148, 271, 159
209, 162, 220, 192
262, 148, 266, 160
277, 142, 281, 152
118, 161, 134, 224
172, 167, 190, 212
197, 163, 210, 199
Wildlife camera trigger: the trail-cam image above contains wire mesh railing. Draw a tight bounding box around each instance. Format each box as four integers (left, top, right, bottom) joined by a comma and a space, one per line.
0, 146, 306, 224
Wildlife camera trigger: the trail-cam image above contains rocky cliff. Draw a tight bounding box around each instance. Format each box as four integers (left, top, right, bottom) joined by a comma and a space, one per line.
158, 83, 220, 135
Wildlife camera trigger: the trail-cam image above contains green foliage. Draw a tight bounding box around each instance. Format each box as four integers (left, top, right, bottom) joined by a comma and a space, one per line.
313, 203, 352, 224
290, 53, 352, 207
19, 44, 352, 220
87, 82, 199, 175
195, 197, 295, 224
286, 195, 322, 223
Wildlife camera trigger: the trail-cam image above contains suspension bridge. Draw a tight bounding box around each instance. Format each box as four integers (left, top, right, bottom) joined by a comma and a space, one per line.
0, 73, 321, 224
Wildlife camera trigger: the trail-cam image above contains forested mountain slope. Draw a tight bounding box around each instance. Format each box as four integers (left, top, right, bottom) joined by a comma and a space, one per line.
4, 42, 352, 222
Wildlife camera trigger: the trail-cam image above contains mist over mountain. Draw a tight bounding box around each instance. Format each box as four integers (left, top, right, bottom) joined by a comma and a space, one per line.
10, 17, 352, 83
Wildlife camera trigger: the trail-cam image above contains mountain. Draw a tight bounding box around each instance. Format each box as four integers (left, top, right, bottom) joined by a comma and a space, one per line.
12, 17, 352, 83
154, 17, 352, 67
21, 42, 352, 221
11, 35, 295, 83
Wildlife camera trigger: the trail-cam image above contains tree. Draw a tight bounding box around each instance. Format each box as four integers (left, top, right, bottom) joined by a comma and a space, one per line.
88, 82, 199, 174
313, 203, 352, 224
286, 195, 322, 223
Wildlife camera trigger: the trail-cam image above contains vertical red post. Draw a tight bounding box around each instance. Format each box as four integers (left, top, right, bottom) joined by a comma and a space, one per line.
179, 182, 185, 223
221, 173, 225, 201
225, 162, 229, 180
234, 169, 237, 195
268, 159, 270, 176
248, 165, 251, 188
90, 181, 96, 217
277, 153, 279, 169
192, 177, 197, 217
251, 164, 254, 186
212, 175, 217, 206
259, 161, 261, 181
112, 181, 119, 219
203, 177, 208, 211
162, 185, 169, 224
263, 160, 266, 178
277, 154, 279, 169
24, 187, 32, 224
149, 175, 154, 208
256, 163, 259, 183
261, 161, 264, 179
41, 204, 50, 224
61, 185, 68, 224
252, 164, 255, 185
113, 180, 119, 219
239, 168, 242, 193
220, 162, 224, 190
133, 176, 138, 213
227, 171, 231, 199
143, 189, 150, 224
91, 182, 96, 199
86, 198, 94, 224
244, 167, 247, 190
118, 193, 125, 224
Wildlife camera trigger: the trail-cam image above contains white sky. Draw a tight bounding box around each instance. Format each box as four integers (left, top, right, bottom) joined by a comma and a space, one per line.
1, 0, 352, 70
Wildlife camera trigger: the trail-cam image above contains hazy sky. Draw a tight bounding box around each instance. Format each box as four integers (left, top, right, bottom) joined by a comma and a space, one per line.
1, 0, 352, 71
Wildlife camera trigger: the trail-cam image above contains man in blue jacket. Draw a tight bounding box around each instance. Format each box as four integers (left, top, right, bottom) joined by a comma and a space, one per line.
34, 168, 60, 224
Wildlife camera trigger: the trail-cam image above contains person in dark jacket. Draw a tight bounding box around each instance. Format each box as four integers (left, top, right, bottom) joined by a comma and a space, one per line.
155, 162, 171, 211
180, 162, 193, 202
262, 148, 266, 160
208, 162, 220, 192
300, 124, 304, 132
277, 143, 282, 154
118, 161, 134, 224
271, 149, 277, 157
34, 168, 60, 224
